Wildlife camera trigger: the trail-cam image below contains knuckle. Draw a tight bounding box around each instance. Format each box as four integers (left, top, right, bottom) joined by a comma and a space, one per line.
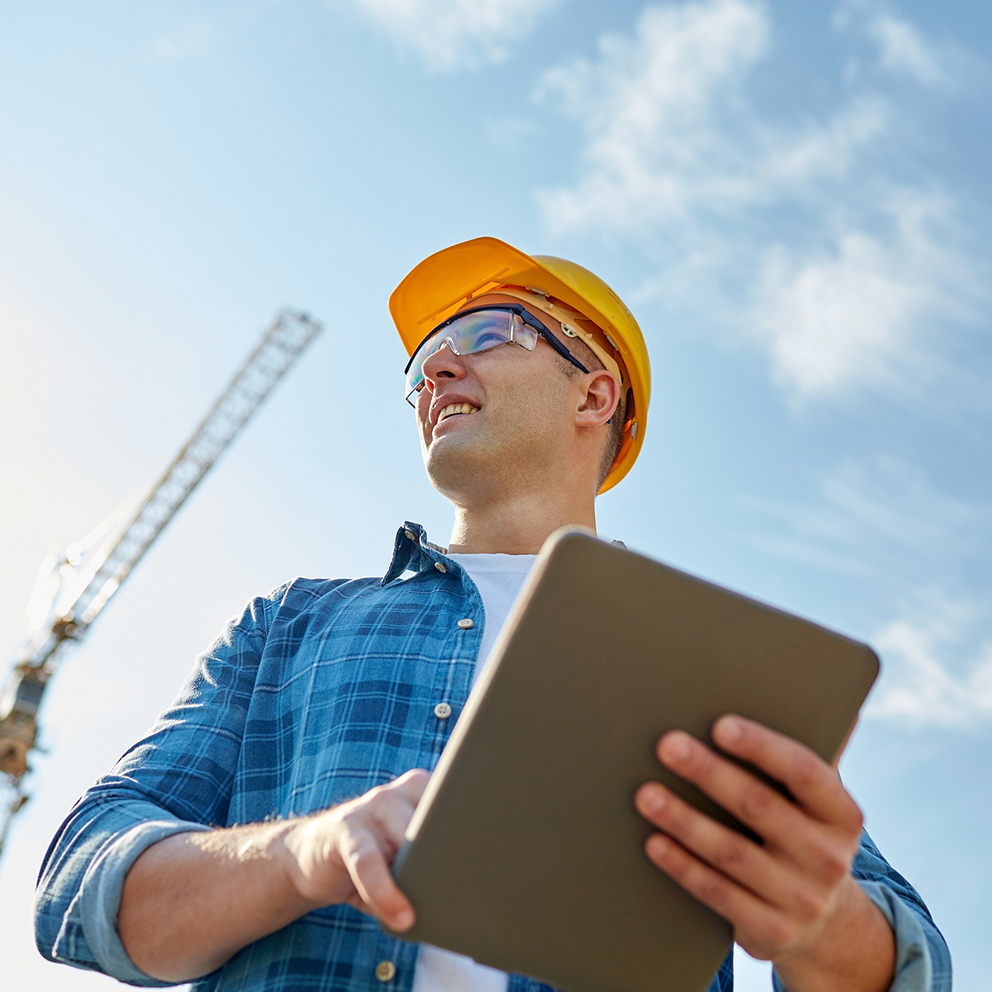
347, 846, 370, 868
364, 778, 388, 797
715, 834, 752, 873
337, 808, 361, 833
658, 845, 688, 877
791, 884, 828, 923
665, 837, 695, 871
765, 916, 797, 950
824, 850, 850, 883
663, 797, 694, 834
695, 873, 727, 908
844, 801, 865, 836
738, 782, 774, 821
809, 835, 850, 882
692, 745, 718, 777
347, 845, 383, 877
793, 752, 823, 790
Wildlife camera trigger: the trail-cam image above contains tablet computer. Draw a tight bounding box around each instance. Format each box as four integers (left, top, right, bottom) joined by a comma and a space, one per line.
392, 529, 879, 992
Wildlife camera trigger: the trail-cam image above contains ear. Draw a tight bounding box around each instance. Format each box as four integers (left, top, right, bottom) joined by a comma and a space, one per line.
574, 370, 621, 428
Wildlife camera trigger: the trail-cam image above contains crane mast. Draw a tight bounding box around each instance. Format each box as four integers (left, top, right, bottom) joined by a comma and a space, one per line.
0, 308, 323, 857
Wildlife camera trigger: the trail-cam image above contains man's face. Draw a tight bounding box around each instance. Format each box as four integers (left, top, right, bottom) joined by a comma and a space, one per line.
413, 294, 580, 503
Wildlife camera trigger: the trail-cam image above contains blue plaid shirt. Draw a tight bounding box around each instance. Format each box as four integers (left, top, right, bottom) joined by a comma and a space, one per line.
36, 523, 950, 992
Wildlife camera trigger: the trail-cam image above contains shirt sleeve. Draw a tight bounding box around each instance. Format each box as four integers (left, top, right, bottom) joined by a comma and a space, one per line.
771, 829, 951, 992
850, 830, 952, 992
34, 588, 283, 985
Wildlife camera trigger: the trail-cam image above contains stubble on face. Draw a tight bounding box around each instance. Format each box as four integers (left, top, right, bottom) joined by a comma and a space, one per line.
417, 339, 577, 508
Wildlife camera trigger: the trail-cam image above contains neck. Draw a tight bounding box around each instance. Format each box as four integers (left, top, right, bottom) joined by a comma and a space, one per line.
447, 488, 597, 555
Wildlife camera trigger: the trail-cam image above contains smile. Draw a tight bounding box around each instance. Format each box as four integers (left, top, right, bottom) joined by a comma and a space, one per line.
436, 403, 480, 424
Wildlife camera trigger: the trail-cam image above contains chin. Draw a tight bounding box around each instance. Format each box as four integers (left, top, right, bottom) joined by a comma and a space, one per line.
427, 439, 558, 507
424, 435, 485, 497
429, 430, 521, 498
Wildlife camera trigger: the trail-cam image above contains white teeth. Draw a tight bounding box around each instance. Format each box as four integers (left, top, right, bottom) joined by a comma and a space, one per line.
437, 403, 480, 423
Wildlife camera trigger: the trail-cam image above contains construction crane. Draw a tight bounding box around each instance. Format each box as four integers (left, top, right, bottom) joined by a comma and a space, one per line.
0, 308, 323, 858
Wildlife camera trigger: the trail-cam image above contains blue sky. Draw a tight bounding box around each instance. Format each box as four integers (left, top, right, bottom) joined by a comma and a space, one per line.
1, 1, 989, 988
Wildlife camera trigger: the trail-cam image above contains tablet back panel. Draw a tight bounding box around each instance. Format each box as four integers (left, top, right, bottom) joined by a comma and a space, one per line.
392, 531, 879, 992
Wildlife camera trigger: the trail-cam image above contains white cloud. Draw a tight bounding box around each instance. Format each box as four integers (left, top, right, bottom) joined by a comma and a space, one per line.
536, 0, 771, 230
535, 0, 979, 400
760, 97, 886, 185
536, 1, 889, 232
346, 0, 560, 72
866, 591, 992, 728
744, 458, 992, 731
869, 14, 948, 86
751, 193, 952, 396
836, 1, 952, 87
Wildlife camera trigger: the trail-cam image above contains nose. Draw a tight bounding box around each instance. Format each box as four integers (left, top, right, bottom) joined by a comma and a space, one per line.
421, 340, 467, 390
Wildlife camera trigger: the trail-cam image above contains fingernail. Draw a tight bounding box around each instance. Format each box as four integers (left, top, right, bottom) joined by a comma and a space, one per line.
393, 908, 414, 930
660, 733, 691, 763
716, 716, 742, 744
642, 786, 667, 814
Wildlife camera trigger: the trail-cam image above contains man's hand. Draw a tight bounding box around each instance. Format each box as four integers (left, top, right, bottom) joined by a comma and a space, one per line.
283, 769, 429, 931
634, 715, 895, 992
119, 769, 428, 982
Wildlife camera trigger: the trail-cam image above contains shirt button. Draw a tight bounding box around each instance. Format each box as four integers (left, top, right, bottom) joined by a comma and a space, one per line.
457, 618, 474, 629
375, 960, 396, 982
434, 561, 447, 573
434, 702, 452, 719
404, 529, 416, 541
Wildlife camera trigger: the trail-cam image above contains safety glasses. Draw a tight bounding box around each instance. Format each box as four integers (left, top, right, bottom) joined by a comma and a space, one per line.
404, 304, 590, 406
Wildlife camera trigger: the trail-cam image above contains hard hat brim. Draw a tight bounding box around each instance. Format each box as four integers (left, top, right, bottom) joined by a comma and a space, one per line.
390, 237, 648, 493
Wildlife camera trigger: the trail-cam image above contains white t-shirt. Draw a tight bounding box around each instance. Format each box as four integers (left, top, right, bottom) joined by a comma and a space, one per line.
411, 552, 537, 992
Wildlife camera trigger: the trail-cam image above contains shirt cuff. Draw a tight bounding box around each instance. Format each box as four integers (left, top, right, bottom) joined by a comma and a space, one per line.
76, 819, 212, 985
857, 878, 935, 992
769, 877, 937, 992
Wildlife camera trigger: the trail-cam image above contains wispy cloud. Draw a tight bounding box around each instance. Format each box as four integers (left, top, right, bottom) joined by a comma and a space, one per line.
835, 0, 954, 87
744, 458, 992, 730
867, 591, 992, 728
752, 192, 958, 396
345, 0, 560, 72
535, 0, 982, 400
868, 15, 948, 86
151, 2, 278, 61
746, 456, 990, 579
153, 18, 221, 60
536, 0, 773, 230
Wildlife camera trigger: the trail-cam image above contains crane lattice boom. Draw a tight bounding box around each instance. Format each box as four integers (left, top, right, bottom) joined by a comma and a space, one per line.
0, 308, 322, 857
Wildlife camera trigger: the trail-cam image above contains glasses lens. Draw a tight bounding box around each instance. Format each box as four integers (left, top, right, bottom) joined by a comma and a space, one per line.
404, 309, 539, 404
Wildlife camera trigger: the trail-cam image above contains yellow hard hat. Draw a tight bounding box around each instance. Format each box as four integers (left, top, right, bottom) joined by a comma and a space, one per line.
389, 236, 651, 493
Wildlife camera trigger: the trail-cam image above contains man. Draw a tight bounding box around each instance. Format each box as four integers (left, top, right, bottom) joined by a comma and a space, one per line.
36, 237, 949, 992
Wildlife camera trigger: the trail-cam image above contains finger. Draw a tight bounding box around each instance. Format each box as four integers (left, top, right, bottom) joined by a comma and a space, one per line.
710, 716, 862, 833
389, 768, 431, 804
363, 786, 424, 851
636, 784, 847, 921
635, 782, 800, 909
656, 731, 860, 888
333, 773, 428, 930
339, 828, 415, 931
656, 731, 811, 854
643, 831, 790, 953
